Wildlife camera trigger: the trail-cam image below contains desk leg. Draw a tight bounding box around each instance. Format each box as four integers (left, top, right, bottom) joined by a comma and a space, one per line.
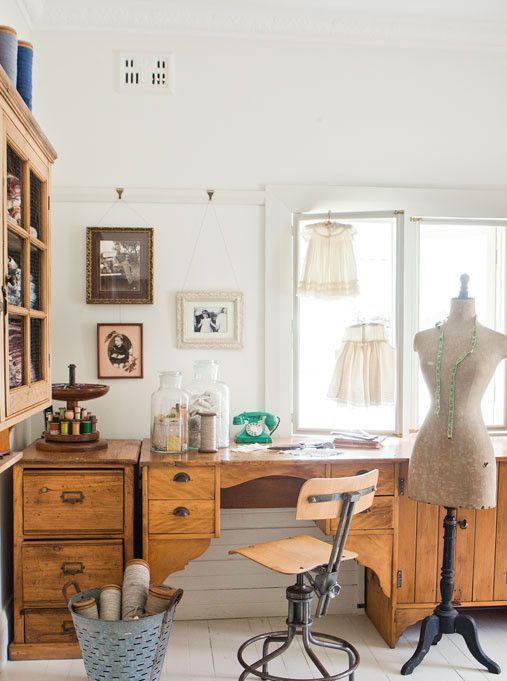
146, 538, 211, 584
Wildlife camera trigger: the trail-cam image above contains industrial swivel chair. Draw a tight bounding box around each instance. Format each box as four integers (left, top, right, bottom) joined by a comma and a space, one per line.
229, 469, 378, 681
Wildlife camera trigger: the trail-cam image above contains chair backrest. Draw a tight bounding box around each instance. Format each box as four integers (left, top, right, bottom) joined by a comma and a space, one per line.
296, 469, 379, 521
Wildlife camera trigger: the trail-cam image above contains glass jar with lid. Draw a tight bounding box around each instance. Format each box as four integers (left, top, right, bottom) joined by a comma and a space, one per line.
151, 371, 188, 453
185, 360, 230, 449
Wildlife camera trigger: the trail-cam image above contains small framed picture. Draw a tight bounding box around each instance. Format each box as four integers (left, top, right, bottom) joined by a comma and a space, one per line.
97, 323, 144, 378
176, 291, 243, 349
87, 227, 154, 304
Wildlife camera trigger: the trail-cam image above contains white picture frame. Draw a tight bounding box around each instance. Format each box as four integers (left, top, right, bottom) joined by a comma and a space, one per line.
176, 291, 244, 349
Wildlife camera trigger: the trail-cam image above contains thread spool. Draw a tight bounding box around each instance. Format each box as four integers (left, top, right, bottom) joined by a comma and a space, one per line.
99, 584, 122, 621
71, 421, 80, 436
81, 420, 92, 434
60, 421, 69, 435
16, 40, 32, 110
90, 415, 97, 432
49, 422, 60, 435
144, 585, 183, 616
59, 407, 66, 420
122, 559, 150, 619
74, 407, 81, 420
64, 409, 74, 420
198, 412, 218, 453
73, 596, 99, 620
0, 26, 17, 83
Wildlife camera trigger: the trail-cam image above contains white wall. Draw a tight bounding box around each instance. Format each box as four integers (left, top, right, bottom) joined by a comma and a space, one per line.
1, 1, 31, 42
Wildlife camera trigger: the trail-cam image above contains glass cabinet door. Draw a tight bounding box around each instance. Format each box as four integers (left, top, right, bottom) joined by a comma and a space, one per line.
4, 122, 50, 418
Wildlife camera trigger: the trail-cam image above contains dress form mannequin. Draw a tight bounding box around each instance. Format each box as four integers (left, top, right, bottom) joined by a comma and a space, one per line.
401, 275, 506, 676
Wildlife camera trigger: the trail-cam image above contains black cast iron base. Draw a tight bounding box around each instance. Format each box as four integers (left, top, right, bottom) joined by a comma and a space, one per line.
401, 508, 501, 676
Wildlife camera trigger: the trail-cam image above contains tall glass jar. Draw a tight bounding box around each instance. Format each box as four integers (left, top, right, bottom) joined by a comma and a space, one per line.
151, 371, 188, 453
185, 360, 230, 449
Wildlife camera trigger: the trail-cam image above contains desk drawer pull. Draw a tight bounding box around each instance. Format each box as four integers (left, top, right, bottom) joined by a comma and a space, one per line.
173, 506, 190, 517
61, 620, 76, 635
61, 562, 85, 576
173, 472, 191, 483
60, 491, 85, 504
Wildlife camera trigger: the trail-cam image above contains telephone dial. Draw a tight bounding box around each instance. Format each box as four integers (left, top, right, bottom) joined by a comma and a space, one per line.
232, 411, 280, 444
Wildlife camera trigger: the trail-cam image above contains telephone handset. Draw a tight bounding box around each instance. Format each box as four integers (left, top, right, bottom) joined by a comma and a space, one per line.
232, 411, 280, 444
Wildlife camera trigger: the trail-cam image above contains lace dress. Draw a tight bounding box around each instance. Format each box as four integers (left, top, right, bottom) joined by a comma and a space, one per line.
298, 221, 359, 298
327, 324, 395, 406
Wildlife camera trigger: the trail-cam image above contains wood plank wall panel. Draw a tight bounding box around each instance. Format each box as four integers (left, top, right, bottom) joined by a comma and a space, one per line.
473, 507, 497, 601
414, 503, 440, 603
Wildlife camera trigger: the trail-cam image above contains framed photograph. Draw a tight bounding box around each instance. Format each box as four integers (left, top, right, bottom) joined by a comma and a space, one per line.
97, 323, 144, 378
87, 227, 153, 304
176, 291, 243, 349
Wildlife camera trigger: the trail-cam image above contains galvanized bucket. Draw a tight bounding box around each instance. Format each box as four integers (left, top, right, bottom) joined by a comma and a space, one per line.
65, 582, 182, 681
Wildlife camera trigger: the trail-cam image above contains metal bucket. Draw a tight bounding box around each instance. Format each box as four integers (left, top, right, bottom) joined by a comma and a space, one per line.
65, 583, 182, 681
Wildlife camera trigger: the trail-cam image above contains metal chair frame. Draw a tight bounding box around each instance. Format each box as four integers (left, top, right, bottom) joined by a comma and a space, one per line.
236, 484, 375, 681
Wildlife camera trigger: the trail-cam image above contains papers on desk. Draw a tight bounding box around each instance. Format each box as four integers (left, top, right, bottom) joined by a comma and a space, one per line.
229, 444, 271, 453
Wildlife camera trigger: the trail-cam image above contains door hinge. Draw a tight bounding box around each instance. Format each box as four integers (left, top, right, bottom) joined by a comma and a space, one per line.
397, 570, 403, 588
398, 477, 405, 496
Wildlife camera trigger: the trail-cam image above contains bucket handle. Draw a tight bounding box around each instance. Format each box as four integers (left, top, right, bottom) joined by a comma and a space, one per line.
62, 580, 81, 603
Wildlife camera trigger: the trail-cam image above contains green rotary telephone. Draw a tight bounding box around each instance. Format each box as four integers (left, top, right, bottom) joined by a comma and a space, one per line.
233, 412, 281, 444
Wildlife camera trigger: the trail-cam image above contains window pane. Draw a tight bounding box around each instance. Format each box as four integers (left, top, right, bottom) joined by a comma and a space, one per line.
296, 216, 397, 432
7, 146, 23, 227
7, 231, 24, 307
419, 224, 506, 426
30, 171, 42, 240
30, 318, 42, 382
30, 245, 41, 310
9, 316, 25, 389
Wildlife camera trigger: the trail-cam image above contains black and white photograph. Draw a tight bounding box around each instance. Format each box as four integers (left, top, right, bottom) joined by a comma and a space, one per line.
87, 227, 153, 304
193, 307, 228, 334
97, 323, 144, 378
177, 291, 243, 348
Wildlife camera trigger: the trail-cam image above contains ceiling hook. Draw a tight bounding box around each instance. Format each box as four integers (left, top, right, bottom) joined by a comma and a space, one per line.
207, 189, 215, 202
116, 187, 124, 200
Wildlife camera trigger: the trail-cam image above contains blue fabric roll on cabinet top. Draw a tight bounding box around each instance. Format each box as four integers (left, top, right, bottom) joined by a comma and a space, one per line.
17, 41, 33, 110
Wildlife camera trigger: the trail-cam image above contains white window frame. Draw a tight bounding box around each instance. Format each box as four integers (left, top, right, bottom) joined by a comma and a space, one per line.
265, 184, 507, 439
292, 210, 404, 436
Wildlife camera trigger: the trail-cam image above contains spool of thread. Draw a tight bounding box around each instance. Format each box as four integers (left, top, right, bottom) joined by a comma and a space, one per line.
49, 422, 60, 435
60, 421, 69, 435
47, 413, 54, 423
90, 416, 97, 433
122, 559, 150, 619
71, 421, 80, 436
144, 585, 183, 616
64, 409, 74, 420
59, 407, 66, 420
16, 40, 32, 110
74, 407, 81, 420
0, 26, 17, 83
198, 412, 218, 453
99, 584, 122, 621
73, 596, 99, 620
81, 420, 92, 434
81, 407, 88, 419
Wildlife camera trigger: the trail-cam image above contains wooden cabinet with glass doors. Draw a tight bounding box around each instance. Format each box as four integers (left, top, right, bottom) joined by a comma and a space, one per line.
0, 65, 56, 429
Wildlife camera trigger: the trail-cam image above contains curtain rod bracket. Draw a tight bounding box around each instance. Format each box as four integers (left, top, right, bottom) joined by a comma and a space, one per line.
116, 187, 124, 200
207, 189, 215, 202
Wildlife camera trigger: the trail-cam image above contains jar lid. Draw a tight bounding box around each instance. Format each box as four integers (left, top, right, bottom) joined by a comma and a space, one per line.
101, 584, 121, 592
126, 558, 150, 569
73, 596, 96, 611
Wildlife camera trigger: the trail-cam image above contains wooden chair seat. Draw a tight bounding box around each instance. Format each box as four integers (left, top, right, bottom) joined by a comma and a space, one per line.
229, 535, 357, 575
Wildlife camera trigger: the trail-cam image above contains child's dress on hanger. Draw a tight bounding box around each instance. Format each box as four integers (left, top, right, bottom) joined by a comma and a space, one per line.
298, 221, 359, 298
327, 323, 395, 406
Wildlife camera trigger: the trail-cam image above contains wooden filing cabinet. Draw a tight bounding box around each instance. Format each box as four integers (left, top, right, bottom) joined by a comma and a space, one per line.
9, 439, 141, 661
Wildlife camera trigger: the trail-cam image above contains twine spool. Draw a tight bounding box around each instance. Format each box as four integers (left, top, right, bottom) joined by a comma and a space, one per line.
144, 585, 183, 616
73, 596, 99, 620
99, 584, 122, 621
122, 559, 150, 619
16, 40, 32, 110
0, 26, 17, 83
199, 412, 217, 453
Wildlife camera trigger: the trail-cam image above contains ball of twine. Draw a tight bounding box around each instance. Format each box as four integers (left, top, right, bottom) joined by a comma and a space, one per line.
122, 559, 150, 619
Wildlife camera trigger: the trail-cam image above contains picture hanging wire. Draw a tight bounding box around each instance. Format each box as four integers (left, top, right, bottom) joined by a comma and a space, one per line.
180, 189, 241, 291
93, 187, 151, 228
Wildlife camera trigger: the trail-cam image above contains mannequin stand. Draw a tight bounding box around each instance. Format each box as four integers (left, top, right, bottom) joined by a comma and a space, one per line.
401, 507, 501, 676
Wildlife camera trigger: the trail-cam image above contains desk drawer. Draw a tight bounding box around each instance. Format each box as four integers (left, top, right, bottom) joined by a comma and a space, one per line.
22, 540, 123, 605
149, 467, 215, 500
23, 470, 124, 535
25, 608, 77, 644
149, 500, 215, 534
330, 463, 395, 496
329, 497, 394, 532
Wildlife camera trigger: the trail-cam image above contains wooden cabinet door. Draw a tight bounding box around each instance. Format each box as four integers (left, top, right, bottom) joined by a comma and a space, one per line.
494, 463, 507, 600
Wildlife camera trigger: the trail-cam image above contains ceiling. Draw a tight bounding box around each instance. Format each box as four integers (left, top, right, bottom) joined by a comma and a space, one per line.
16, 0, 507, 50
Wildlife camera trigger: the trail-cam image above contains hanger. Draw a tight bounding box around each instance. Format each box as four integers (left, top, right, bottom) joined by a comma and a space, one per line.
324, 210, 332, 225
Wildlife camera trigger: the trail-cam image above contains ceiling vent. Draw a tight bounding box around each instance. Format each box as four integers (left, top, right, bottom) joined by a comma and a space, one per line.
118, 53, 174, 93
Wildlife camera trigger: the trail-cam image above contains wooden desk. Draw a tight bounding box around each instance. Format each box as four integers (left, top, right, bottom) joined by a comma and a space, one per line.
140, 437, 507, 648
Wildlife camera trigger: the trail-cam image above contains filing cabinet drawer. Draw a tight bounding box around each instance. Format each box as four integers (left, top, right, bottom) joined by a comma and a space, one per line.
149, 500, 215, 534
149, 467, 215, 500
329, 497, 394, 533
24, 608, 77, 644
22, 540, 123, 605
23, 469, 124, 535
330, 462, 395, 496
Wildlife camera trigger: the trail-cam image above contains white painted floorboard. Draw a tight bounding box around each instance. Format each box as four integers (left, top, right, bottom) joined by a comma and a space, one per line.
1, 612, 507, 680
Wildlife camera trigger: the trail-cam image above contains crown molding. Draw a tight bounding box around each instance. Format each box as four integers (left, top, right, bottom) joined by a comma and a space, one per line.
18, 0, 507, 52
